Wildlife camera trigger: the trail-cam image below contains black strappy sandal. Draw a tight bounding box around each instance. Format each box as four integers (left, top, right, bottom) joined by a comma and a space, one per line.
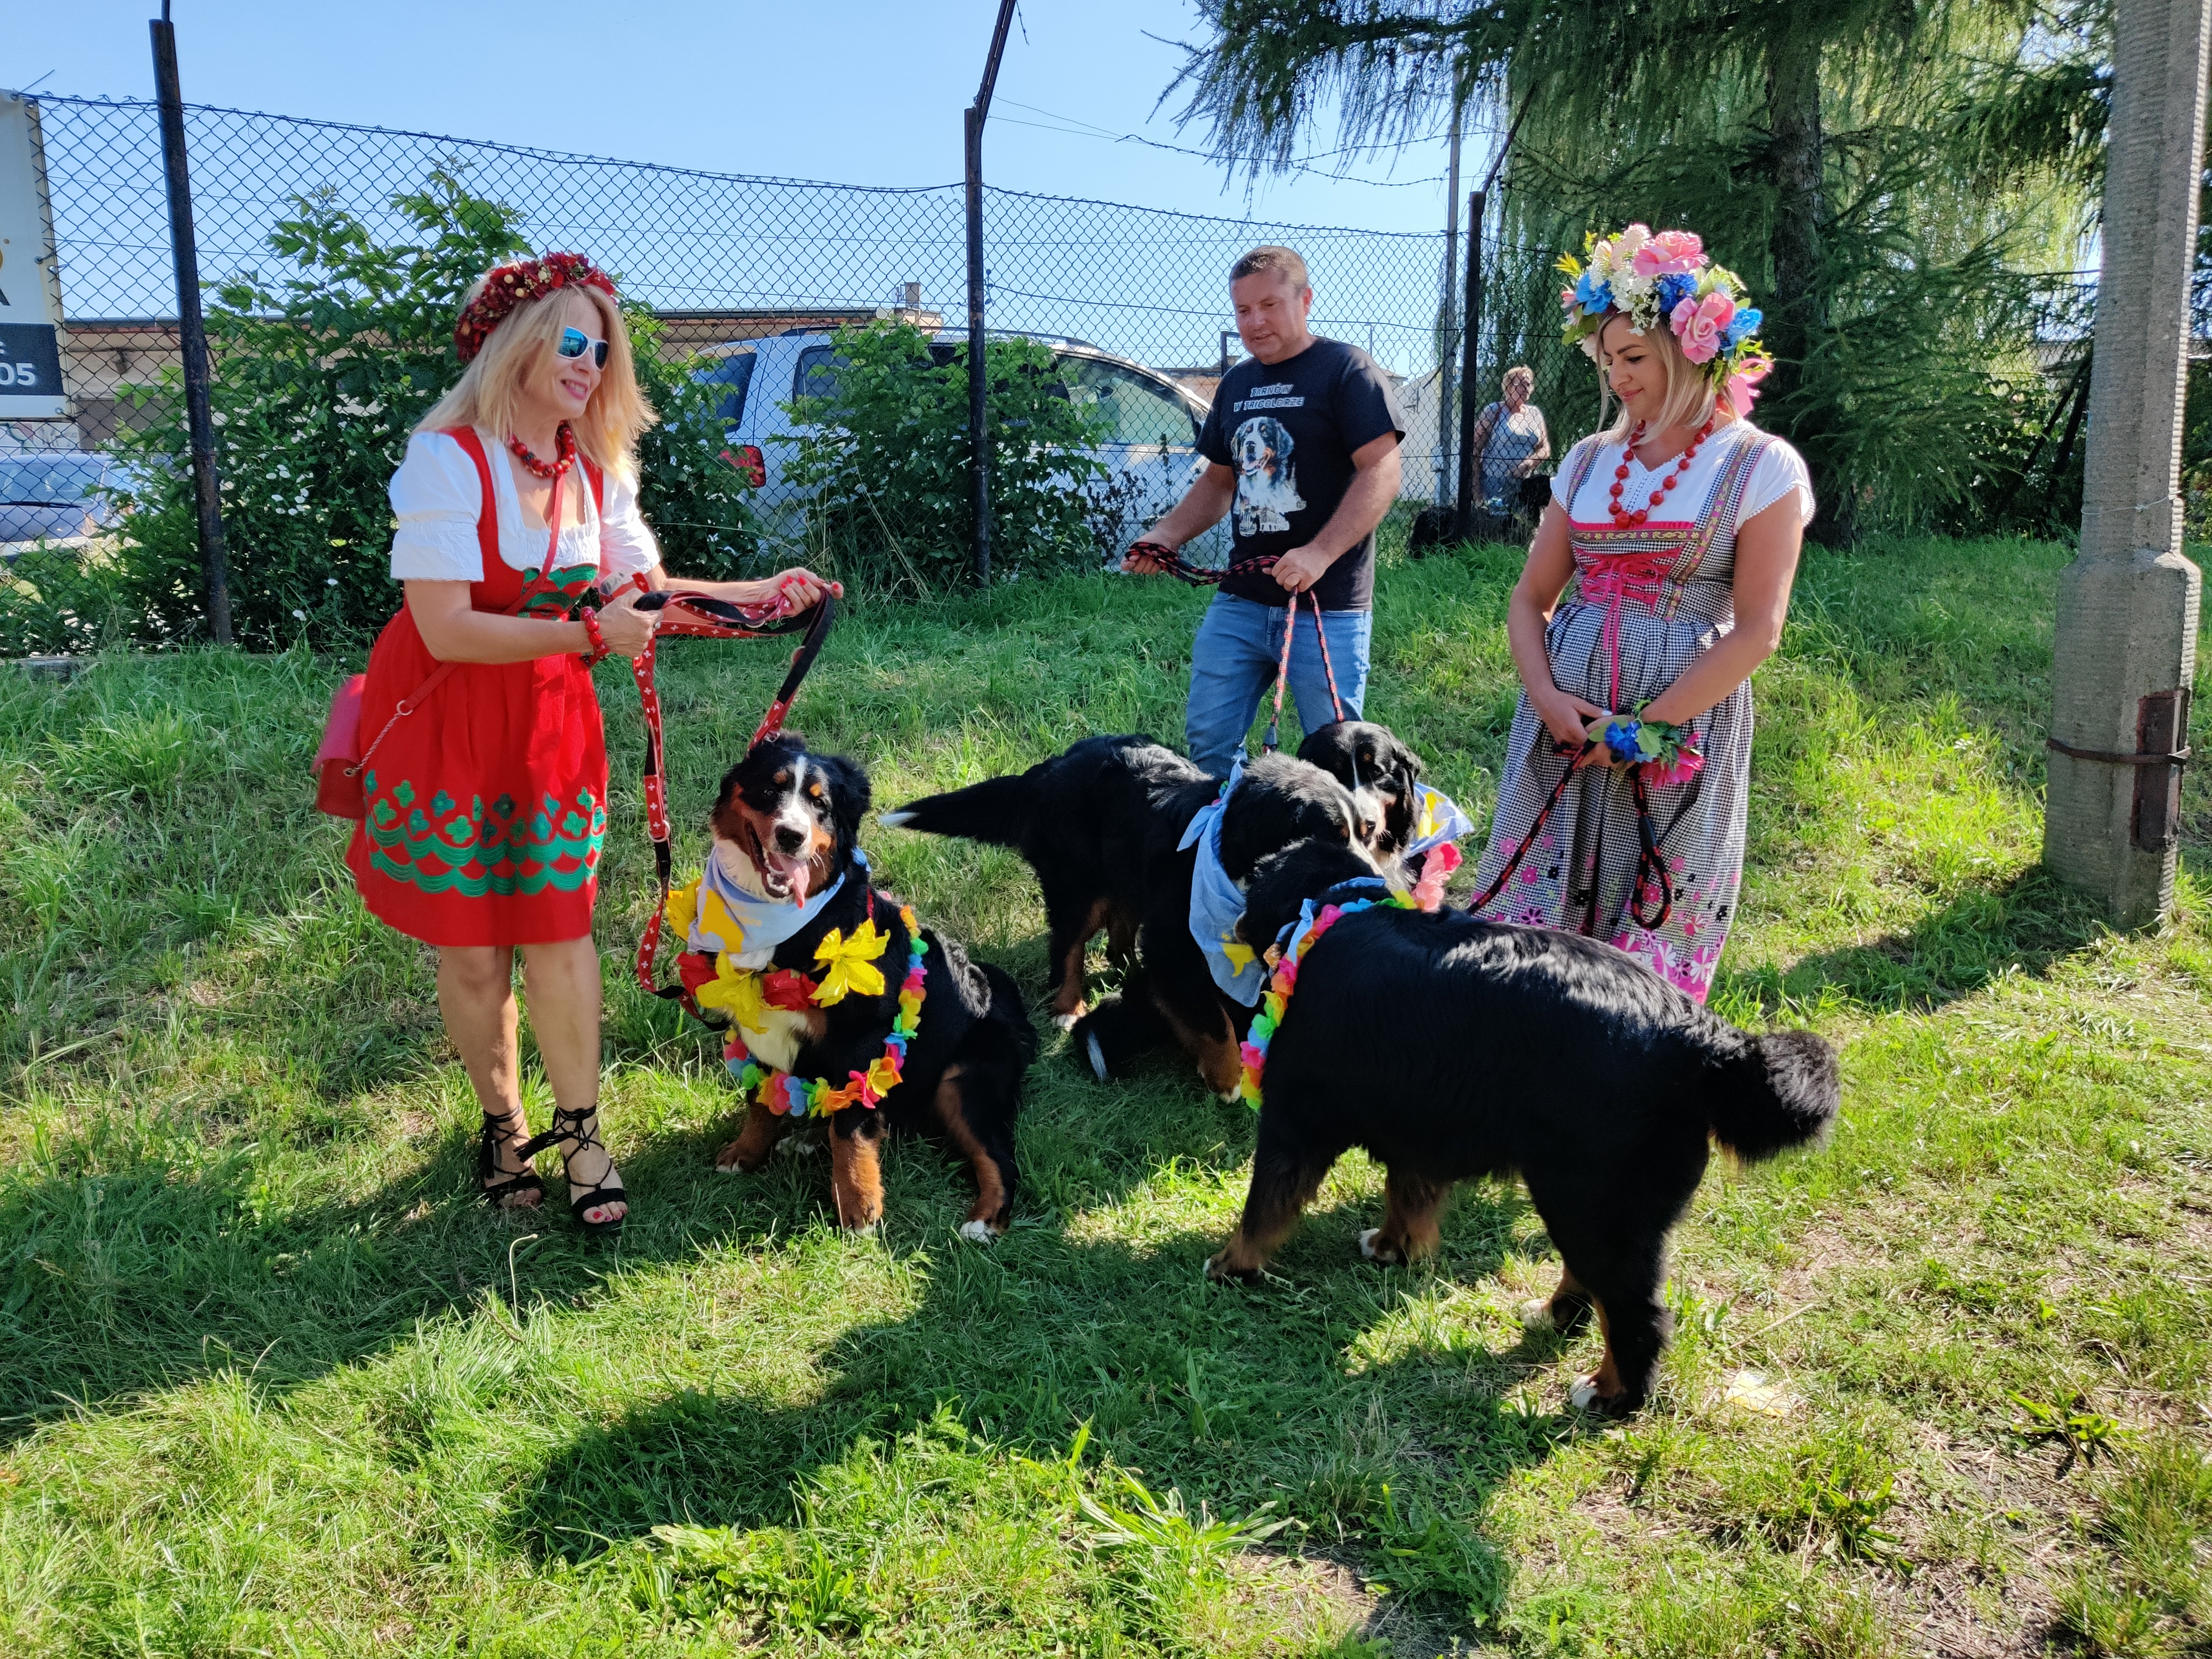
520, 1104, 628, 1236
478, 1109, 545, 1211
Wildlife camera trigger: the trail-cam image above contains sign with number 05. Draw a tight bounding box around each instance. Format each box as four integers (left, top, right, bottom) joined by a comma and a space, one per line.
0, 95, 66, 420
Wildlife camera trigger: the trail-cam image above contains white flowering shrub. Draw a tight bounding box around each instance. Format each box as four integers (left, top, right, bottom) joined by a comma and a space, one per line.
108, 170, 757, 650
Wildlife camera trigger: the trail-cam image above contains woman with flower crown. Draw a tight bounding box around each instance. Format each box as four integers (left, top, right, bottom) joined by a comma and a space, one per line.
1464, 225, 1813, 1002
346, 253, 838, 1233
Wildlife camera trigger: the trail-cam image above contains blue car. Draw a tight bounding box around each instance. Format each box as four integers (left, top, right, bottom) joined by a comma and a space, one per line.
0, 451, 127, 546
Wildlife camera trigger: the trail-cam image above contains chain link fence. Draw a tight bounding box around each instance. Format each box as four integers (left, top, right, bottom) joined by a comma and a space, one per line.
2, 93, 1516, 652
1, 92, 2115, 653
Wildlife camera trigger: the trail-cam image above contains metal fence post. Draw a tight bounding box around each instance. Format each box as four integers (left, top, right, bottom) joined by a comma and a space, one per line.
1454, 189, 1484, 534
1436, 116, 1462, 512
964, 0, 1019, 587
149, 4, 231, 646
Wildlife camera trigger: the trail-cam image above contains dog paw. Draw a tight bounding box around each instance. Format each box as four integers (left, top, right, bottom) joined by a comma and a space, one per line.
712, 1141, 761, 1174
1521, 1296, 1558, 1333
1567, 1374, 1635, 1415
776, 1135, 818, 1159
1204, 1251, 1261, 1284
957, 1218, 1000, 1245
1084, 1030, 1110, 1083
1053, 1008, 1083, 1032
1358, 1228, 1405, 1265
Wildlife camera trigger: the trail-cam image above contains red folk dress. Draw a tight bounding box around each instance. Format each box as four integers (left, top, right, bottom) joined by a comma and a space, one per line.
346, 427, 643, 947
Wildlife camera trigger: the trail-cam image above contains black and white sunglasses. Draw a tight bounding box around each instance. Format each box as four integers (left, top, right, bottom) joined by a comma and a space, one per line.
557, 326, 610, 369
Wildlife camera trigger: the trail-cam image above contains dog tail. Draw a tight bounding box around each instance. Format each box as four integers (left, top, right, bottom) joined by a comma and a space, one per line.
878, 774, 1035, 846
1705, 1027, 1840, 1163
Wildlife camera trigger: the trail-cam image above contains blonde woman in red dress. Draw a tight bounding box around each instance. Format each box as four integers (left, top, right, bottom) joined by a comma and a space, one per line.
347, 254, 836, 1234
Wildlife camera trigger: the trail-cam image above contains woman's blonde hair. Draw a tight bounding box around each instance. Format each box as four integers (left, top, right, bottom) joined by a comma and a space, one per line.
1502, 364, 1535, 395
417, 277, 656, 481
1594, 312, 1720, 444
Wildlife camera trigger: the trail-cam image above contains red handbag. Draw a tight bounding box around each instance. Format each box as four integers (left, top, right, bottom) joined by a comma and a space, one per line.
314, 673, 369, 817
313, 661, 456, 819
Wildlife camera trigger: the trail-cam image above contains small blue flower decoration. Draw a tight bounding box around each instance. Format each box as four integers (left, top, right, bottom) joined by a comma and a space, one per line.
1723, 306, 1762, 347
1574, 269, 1613, 314
1655, 272, 1698, 316
1604, 719, 1643, 765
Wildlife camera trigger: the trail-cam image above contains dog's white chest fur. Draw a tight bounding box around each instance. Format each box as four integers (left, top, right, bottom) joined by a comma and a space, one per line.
736, 1006, 812, 1073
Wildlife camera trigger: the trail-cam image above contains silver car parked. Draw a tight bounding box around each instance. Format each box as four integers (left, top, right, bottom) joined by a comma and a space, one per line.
695, 330, 1228, 563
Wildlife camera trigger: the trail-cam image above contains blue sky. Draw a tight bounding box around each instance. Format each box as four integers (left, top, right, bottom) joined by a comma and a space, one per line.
2, 1, 1496, 238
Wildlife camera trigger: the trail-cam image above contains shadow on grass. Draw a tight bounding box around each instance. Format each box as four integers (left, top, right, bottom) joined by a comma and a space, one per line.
1724, 864, 2109, 1016
509, 1197, 1575, 1642
2, 1082, 1579, 1639
0, 1014, 1281, 1453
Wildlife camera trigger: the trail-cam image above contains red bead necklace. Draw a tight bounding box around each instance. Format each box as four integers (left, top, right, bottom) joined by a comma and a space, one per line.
507, 422, 577, 481
1608, 415, 1715, 529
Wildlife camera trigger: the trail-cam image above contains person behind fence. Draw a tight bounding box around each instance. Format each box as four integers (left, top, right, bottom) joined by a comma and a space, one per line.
1466, 225, 1811, 1003
1467, 364, 1552, 518
345, 253, 836, 1235
1121, 246, 1405, 776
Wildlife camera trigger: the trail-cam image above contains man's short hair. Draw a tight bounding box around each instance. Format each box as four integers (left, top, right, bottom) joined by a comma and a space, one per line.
1230, 246, 1311, 293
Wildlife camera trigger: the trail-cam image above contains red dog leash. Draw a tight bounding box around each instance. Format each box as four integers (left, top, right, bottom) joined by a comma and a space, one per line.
1463, 738, 1676, 931
1125, 540, 1345, 754
627, 587, 839, 1020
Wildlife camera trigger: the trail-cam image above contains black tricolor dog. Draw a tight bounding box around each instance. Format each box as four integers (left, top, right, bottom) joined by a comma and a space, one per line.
702, 734, 1037, 1238
881, 734, 1208, 1028
1296, 719, 1425, 872
885, 740, 1378, 1097
1214, 840, 1840, 1415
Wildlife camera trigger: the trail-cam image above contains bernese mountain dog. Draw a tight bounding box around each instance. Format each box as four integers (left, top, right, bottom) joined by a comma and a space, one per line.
884, 740, 1378, 1098
696, 734, 1037, 1239
1213, 839, 1840, 1415
1296, 720, 1426, 870
880, 734, 1208, 1029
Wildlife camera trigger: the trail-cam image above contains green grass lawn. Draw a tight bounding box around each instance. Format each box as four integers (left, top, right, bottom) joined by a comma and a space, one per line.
4, 534, 2211, 1657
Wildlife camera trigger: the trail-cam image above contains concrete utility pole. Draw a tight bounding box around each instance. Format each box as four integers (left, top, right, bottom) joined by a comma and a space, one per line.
2043, 0, 2210, 928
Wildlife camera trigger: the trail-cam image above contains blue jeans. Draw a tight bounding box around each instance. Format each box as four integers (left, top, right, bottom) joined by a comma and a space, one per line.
1185, 593, 1373, 778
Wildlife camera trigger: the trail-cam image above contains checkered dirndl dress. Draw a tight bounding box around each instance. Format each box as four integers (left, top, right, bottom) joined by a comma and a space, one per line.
1467, 422, 1777, 1002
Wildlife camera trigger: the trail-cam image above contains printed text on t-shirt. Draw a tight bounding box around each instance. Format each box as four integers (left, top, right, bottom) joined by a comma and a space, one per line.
1234, 381, 1306, 414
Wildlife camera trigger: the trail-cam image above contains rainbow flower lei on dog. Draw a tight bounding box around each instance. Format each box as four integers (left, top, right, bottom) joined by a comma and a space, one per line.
1238, 889, 1416, 1110
1557, 226, 1773, 416
712, 902, 928, 1118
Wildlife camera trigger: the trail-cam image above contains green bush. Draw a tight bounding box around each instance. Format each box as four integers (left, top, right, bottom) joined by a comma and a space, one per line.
781, 321, 1107, 595
100, 170, 758, 652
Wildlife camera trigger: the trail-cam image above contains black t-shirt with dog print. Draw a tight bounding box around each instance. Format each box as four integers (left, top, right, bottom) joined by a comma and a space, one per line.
1197, 336, 1406, 612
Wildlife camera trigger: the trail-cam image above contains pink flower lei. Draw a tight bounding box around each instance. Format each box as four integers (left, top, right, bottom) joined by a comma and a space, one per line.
1555, 225, 1771, 414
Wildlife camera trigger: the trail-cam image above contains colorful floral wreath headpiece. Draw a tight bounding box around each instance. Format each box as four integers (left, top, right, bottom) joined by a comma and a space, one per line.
1557, 226, 1773, 415
453, 252, 619, 363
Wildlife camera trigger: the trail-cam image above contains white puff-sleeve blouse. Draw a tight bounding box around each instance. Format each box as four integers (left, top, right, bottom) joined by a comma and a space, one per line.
1552, 422, 1816, 530
387, 429, 662, 583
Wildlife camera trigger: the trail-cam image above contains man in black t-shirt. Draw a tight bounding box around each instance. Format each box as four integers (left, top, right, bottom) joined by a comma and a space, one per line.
1124, 245, 1406, 776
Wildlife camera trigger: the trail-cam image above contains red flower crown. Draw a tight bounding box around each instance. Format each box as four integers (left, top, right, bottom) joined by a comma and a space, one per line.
452, 253, 619, 363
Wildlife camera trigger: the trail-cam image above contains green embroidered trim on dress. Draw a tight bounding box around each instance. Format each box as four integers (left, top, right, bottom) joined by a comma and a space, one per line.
361, 768, 604, 898
517, 563, 597, 618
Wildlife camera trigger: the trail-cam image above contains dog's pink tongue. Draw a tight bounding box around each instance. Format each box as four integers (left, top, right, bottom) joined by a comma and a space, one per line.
785, 859, 811, 908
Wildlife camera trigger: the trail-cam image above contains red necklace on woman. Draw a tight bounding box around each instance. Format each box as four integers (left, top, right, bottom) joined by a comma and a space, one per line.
1608, 414, 1715, 529
507, 422, 577, 481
